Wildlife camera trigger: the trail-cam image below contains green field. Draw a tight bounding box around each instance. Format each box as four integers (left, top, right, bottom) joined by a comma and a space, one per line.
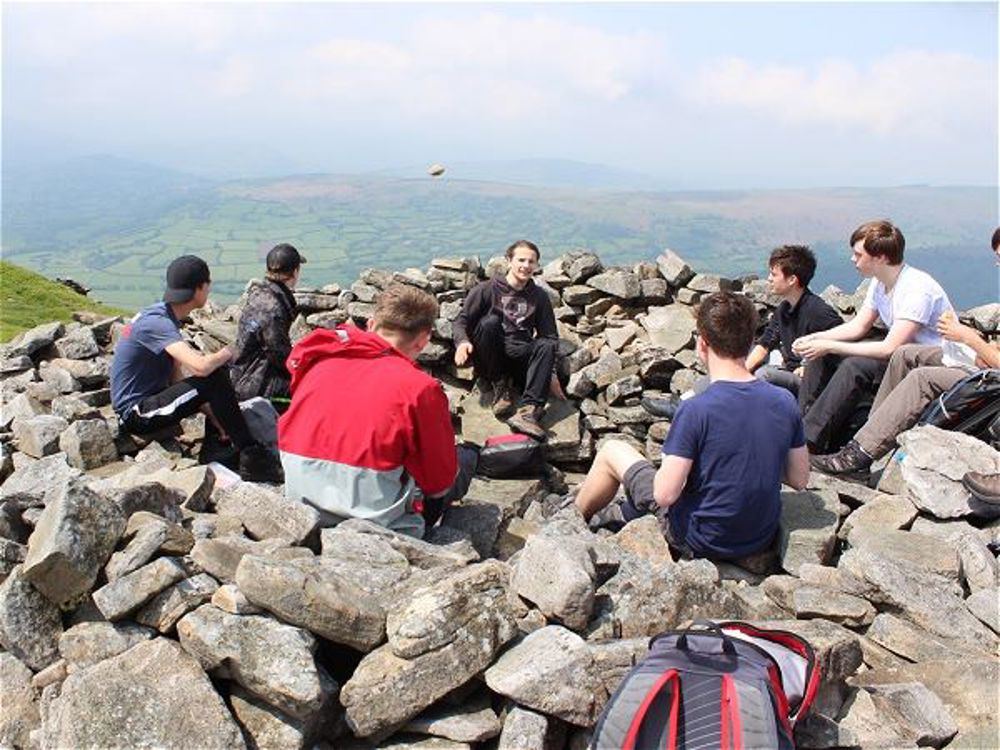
2, 160, 996, 313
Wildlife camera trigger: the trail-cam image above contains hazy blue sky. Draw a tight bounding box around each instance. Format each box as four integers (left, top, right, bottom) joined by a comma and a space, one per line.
4, 2, 997, 188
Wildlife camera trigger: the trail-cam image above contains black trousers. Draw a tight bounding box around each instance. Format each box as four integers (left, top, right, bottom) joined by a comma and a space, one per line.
120, 368, 253, 448
470, 313, 557, 408
799, 354, 886, 452
421, 444, 480, 528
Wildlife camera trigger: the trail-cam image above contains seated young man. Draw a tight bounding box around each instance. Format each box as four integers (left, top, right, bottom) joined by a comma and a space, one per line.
230, 243, 305, 403
641, 244, 841, 420
745, 245, 843, 396
279, 284, 477, 538
110, 255, 281, 482
453, 239, 560, 441
793, 220, 954, 453
575, 291, 810, 561
813, 228, 1000, 477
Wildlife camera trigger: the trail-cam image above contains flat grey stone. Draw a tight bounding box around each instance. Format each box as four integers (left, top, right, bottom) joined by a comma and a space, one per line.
778, 489, 839, 575
13, 414, 68, 458
0, 565, 62, 671
0, 652, 40, 749
177, 604, 323, 720
190, 535, 293, 584
4, 321, 63, 359
53, 327, 100, 359
655, 250, 695, 287
404, 699, 502, 743
966, 588, 1000, 634
213, 482, 319, 545
92, 556, 188, 621
41, 637, 246, 749
639, 305, 695, 353
512, 534, 595, 631
839, 493, 916, 543
135, 573, 219, 633
22, 476, 126, 606
865, 612, 989, 662
58, 621, 156, 669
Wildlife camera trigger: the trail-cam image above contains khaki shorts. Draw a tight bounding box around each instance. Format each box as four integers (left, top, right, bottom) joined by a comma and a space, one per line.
621, 459, 690, 557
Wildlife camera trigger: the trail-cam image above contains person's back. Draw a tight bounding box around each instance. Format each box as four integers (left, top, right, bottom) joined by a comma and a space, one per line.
664, 379, 803, 558
110, 301, 182, 417
279, 285, 461, 537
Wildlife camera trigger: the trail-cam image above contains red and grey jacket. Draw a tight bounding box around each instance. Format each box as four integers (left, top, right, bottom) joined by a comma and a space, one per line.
278, 325, 457, 536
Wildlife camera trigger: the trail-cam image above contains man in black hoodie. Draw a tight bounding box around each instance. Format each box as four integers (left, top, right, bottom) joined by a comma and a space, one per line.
453, 240, 559, 440
230, 243, 304, 403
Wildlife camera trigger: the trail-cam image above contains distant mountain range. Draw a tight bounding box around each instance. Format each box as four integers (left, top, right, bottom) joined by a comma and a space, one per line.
2, 154, 996, 311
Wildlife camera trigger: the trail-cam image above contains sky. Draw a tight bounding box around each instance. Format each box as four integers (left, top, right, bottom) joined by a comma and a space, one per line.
3, 1, 998, 189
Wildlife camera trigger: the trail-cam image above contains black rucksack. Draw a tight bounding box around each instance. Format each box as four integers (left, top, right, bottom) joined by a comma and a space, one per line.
476, 434, 546, 479
590, 620, 821, 750
917, 369, 1000, 444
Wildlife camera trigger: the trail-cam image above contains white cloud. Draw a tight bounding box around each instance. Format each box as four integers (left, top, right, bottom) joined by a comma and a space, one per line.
284, 12, 662, 121
693, 50, 996, 139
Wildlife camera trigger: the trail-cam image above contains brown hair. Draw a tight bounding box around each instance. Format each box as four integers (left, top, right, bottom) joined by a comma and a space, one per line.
849, 220, 905, 265
695, 291, 758, 360
992, 227, 1000, 251
372, 283, 439, 339
505, 239, 540, 261
769, 245, 817, 288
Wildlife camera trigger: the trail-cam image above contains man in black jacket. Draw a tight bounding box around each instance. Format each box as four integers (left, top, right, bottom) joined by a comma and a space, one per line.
230, 243, 304, 403
453, 239, 559, 440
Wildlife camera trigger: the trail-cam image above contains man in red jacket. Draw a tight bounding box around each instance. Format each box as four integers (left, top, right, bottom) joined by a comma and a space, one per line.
278, 284, 475, 538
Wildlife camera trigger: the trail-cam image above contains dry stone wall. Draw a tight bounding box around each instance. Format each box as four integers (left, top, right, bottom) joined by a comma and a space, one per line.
0, 249, 998, 749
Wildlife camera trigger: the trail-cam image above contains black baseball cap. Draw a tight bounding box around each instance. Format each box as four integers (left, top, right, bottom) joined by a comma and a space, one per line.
266, 243, 307, 273
163, 255, 211, 303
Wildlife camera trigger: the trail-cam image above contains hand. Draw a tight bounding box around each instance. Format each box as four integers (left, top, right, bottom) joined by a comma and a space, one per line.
936, 310, 966, 343
790, 334, 813, 356
793, 338, 831, 361
793, 366, 805, 378
454, 341, 473, 367
549, 372, 566, 400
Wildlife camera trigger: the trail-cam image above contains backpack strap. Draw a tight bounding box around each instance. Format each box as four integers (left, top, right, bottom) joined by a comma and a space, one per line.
622, 669, 681, 750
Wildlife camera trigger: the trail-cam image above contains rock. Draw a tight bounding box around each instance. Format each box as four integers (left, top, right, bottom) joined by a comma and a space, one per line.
106, 522, 168, 581
58, 621, 157, 669
562, 285, 605, 306
50, 394, 101, 421
566, 252, 604, 283
235, 554, 386, 651
965, 301, 1000, 332
341, 562, 520, 738
177, 604, 324, 720
213, 482, 320, 545
326, 519, 479, 569
512, 534, 595, 630
0, 565, 62, 671
135, 573, 219, 633
953, 531, 998, 593
42, 637, 246, 749
484, 625, 604, 727
13, 414, 69, 458
966, 588, 1000, 634
604, 374, 642, 406
439, 503, 503, 559
147, 465, 215, 511
0, 453, 79, 510
838, 493, 916, 543
3, 391, 46, 429
0, 652, 40, 749
655, 250, 695, 287
53, 326, 100, 359
22, 476, 127, 606
58, 418, 118, 469
404, 699, 502, 743
92, 556, 189, 621
778, 489, 839, 575
4, 321, 63, 359
587, 270, 641, 300
497, 706, 566, 750
865, 612, 989, 662
190, 535, 294, 583
687, 273, 738, 293
228, 679, 337, 750
849, 528, 960, 580
639, 305, 696, 353
611, 516, 674, 566
791, 586, 875, 627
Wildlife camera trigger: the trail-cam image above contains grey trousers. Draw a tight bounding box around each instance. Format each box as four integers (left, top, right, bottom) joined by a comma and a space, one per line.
855, 344, 966, 459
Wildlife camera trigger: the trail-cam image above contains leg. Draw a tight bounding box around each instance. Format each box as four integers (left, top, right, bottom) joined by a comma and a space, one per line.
125, 380, 212, 435
511, 337, 557, 408
755, 365, 800, 397
855, 366, 966, 458
803, 356, 886, 453
574, 440, 648, 520
421, 445, 480, 527
870, 344, 944, 412
798, 353, 840, 415
469, 313, 509, 382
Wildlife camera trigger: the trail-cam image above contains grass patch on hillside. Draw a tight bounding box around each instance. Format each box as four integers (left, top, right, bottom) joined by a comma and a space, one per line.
0, 261, 130, 342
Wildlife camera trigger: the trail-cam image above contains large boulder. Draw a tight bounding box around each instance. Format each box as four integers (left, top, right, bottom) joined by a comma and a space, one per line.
0, 565, 62, 670
41, 637, 246, 749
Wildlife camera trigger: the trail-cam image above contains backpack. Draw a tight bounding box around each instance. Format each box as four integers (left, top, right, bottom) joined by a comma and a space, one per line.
917, 368, 1000, 443
590, 620, 821, 750
476, 434, 546, 479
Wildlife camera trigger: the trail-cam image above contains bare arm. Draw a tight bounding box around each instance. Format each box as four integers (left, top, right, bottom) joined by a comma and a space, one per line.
793, 307, 878, 352
652, 454, 694, 508
745, 344, 769, 373
164, 341, 234, 378
783, 445, 810, 490
805, 318, 923, 361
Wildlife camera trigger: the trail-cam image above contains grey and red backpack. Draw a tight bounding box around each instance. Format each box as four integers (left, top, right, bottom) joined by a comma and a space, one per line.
590, 620, 821, 750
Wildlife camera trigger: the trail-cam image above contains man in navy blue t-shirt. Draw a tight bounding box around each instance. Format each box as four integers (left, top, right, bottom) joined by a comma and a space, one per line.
575, 291, 810, 560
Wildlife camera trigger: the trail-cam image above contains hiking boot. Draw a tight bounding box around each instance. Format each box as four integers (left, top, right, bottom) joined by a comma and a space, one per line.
238, 443, 284, 484
508, 404, 546, 441
492, 379, 516, 419
641, 395, 680, 420
963, 471, 1000, 505
588, 499, 628, 533
809, 440, 873, 479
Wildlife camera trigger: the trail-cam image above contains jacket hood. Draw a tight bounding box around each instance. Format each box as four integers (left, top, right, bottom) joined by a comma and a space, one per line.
286, 324, 409, 394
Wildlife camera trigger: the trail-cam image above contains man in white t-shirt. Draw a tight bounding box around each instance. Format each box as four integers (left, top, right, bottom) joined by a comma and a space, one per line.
792, 219, 954, 453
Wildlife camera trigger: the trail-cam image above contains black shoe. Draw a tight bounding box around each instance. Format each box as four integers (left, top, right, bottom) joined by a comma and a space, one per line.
239, 443, 284, 484
809, 440, 873, 479
641, 395, 680, 420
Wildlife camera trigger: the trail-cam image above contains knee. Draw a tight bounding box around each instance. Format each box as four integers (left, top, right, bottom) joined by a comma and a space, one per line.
477, 313, 503, 335
532, 337, 558, 357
